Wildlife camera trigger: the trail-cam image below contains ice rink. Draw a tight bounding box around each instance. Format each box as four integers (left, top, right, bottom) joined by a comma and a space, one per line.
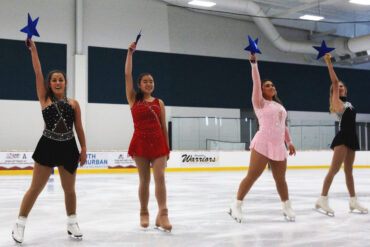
1, 169, 370, 247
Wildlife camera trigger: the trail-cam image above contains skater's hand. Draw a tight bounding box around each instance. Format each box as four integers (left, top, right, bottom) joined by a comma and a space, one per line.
27, 39, 37, 53
324, 53, 332, 65
167, 154, 170, 161
288, 143, 296, 156
128, 42, 136, 55
79, 148, 87, 167
249, 54, 257, 64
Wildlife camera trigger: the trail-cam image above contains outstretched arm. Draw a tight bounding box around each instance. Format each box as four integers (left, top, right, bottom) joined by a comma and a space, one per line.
125, 42, 137, 107
250, 54, 264, 109
324, 54, 343, 113
28, 39, 47, 104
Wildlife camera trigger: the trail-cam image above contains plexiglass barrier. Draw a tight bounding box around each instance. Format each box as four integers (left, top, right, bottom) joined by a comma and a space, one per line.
170, 117, 369, 151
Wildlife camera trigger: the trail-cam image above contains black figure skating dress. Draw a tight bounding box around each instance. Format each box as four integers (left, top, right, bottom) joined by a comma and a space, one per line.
32, 97, 80, 174
330, 96, 360, 151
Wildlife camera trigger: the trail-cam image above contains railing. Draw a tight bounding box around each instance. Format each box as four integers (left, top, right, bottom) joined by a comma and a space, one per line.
170, 117, 370, 151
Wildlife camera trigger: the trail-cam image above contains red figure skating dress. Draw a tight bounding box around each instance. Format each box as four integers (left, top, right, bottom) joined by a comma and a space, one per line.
128, 98, 170, 160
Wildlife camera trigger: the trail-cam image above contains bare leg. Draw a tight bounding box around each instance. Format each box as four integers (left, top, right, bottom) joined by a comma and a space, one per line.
134, 156, 151, 227
151, 156, 168, 210
58, 166, 77, 216
152, 156, 171, 231
269, 159, 289, 202
19, 163, 52, 217
321, 145, 347, 196
343, 148, 356, 197
236, 149, 269, 200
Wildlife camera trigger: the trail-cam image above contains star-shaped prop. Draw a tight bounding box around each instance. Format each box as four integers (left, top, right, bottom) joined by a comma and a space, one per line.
129, 29, 142, 53
20, 13, 40, 39
20, 13, 40, 47
313, 40, 335, 60
135, 29, 142, 45
244, 35, 262, 55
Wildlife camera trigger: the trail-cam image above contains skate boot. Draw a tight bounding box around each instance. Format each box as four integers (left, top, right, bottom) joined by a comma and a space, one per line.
140, 208, 149, 228
349, 197, 368, 214
315, 196, 334, 216
282, 200, 296, 221
155, 208, 172, 232
67, 214, 83, 239
229, 200, 246, 223
12, 216, 27, 244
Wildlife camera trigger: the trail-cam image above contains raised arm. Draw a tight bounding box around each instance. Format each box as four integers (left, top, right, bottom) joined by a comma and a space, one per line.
250, 54, 264, 109
28, 39, 47, 104
72, 99, 87, 166
324, 54, 343, 113
125, 42, 137, 107
159, 99, 170, 160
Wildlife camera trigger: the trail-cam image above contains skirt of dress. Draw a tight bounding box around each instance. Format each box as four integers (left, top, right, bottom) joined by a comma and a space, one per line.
330, 131, 360, 151
32, 136, 80, 174
128, 132, 170, 160
249, 132, 288, 161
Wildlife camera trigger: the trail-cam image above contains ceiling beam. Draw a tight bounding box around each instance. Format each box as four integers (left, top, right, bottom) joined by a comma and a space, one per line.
270, 0, 337, 18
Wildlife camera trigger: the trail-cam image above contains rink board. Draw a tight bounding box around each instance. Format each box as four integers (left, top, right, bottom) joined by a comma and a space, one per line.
0, 151, 370, 175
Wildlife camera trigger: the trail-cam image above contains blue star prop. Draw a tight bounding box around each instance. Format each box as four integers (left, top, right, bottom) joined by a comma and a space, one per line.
313, 40, 335, 60
20, 13, 40, 39
244, 35, 262, 55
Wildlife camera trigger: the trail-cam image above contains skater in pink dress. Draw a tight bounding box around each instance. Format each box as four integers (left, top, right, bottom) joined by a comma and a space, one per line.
230, 54, 296, 222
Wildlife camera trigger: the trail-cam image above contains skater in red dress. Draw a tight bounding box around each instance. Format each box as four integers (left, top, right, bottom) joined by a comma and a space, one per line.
125, 42, 171, 232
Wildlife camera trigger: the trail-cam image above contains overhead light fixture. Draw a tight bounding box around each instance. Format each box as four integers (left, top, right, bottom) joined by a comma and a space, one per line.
299, 15, 325, 21
349, 0, 370, 5
188, 0, 216, 7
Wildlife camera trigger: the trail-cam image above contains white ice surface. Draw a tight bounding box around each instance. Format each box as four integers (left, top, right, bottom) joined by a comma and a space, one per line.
1, 169, 370, 247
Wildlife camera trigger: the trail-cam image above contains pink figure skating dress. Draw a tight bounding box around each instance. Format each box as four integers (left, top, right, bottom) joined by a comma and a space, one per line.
249, 63, 292, 161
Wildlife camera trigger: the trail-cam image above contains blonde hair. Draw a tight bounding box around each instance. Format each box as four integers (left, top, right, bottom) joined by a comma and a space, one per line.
329, 82, 347, 113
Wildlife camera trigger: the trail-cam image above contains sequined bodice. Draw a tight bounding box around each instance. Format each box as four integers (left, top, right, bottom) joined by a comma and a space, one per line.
131, 99, 162, 136
255, 100, 287, 141
337, 101, 356, 132
41, 98, 75, 141
42, 99, 75, 132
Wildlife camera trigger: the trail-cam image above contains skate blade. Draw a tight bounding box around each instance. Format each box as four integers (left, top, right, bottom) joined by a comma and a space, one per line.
154, 226, 171, 233
313, 208, 334, 217
283, 214, 295, 222
68, 231, 83, 240
140, 225, 150, 231
12, 232, 22, 244
349, 209, 369, 214
228, 209, 246, 224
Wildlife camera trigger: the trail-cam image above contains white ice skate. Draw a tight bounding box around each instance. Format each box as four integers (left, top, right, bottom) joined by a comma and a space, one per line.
282, 200, 296, 222
349, 197, 368, 214
315, 196, 334, 217
12, 216, 27, 244
67, 214, 83, 239
229, 200, 246, 223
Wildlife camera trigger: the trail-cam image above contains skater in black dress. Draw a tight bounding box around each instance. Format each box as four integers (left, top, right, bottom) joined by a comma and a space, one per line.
12, 39, 87, 244
315, 53, 367, 216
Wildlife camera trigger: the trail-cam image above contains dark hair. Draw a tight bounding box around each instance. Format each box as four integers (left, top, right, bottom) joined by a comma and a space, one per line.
254, 79, 287, 128
135, 73, 153, 101
44, 70, 67, 101
261, 78, 283, 105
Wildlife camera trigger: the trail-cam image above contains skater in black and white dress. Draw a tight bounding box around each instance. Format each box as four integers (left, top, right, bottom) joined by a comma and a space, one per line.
12, 39, 87, 243
315, 53, 367, 216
